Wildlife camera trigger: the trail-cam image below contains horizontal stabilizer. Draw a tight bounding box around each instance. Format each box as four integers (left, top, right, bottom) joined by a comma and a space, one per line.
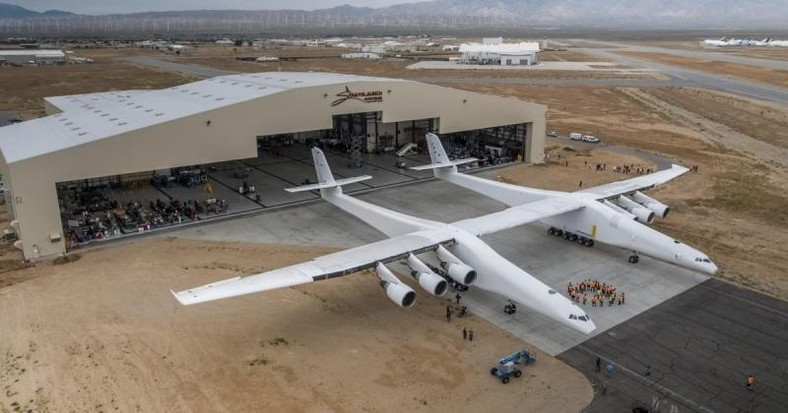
285, 175, 372, 193
410, 158, 477, 171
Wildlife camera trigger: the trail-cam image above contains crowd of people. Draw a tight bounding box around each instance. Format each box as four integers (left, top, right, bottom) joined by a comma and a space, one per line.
567, 279, 626, 307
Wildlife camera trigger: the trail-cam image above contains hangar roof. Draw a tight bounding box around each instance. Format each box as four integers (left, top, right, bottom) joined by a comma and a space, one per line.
0, 72, 400, 164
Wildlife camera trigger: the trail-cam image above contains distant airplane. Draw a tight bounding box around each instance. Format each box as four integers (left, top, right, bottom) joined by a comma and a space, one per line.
172, 147, 596, 334
418, 133, 717, 274
702, 37, 787, 47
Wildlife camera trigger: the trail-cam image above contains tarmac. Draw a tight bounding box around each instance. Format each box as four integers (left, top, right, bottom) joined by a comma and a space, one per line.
169, 159, 788, 411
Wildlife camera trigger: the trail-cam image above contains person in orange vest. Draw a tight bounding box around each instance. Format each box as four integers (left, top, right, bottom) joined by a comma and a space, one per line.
747, 375, 754, 391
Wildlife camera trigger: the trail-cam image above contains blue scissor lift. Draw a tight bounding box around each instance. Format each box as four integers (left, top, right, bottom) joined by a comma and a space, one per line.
490, 349, 536, 384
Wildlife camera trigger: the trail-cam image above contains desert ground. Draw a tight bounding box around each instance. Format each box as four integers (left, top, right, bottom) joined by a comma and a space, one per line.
0, 236, 592, 413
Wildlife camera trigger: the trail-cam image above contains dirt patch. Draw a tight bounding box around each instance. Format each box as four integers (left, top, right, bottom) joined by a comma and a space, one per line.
617, 51, 788, 88
538, 50, 606, 62
0, 237, 592, 412
645, 87, 788, 150
0, 62, 198, 114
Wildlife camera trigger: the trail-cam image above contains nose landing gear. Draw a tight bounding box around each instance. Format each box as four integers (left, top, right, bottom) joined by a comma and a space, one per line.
628, 254, 640, 264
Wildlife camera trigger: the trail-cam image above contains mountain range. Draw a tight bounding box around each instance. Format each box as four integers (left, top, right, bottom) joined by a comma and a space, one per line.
1, 1, 786, 31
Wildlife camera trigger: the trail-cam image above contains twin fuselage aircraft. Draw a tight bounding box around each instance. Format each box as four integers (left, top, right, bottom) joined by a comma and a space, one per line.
172, 134, 716, 335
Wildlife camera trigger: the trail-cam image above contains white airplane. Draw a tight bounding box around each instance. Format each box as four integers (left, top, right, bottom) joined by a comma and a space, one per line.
172, 147, 596, 334
417, 133, 717, 275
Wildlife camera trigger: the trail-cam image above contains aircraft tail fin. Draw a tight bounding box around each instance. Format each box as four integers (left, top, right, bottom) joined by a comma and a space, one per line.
410, 133, 477, 172
285, 147, 372, 193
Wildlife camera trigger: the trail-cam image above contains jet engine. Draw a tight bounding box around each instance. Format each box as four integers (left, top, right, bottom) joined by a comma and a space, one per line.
602, 200, 636, 221
617, 196, 655, 224
436, 245, 477, 285
407, 254, 449, 297
376, 263, 416, 308
632, 191, 670, 219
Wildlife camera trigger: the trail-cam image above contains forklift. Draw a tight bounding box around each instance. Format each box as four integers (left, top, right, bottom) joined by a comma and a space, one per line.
490, 349, 536, 384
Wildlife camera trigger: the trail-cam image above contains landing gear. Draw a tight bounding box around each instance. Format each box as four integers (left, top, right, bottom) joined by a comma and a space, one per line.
504, 301, 517, 315
628, 254, 640, 264
549, 227, 593, 247
548, 227, 564, 237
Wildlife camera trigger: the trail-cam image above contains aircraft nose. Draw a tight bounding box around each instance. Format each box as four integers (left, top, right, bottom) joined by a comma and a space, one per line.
707, 261, 719, 274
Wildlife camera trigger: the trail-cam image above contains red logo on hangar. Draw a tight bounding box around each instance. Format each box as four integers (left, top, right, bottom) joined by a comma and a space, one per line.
331, 86, 383, 106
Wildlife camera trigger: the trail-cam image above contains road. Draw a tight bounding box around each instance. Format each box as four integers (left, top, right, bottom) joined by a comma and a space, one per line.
579, 39, 788, 71
124, 56, 237, 78
575, 44, 788, 105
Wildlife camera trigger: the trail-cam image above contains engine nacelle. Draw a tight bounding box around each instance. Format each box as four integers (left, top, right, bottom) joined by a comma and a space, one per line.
436, 245, 477, 286
407, 254, 448, 297
376, 263, 416, 308
602, 199, 636, 221
618, 196, 655, 224
632, 191, 670, 219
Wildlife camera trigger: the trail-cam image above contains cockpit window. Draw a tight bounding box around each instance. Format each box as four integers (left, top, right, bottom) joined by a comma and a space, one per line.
695, 257, 711, 263
569, 314, 589, 322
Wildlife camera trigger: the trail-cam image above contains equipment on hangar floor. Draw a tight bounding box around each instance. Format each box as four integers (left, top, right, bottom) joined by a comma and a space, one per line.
490, 349, 536, 384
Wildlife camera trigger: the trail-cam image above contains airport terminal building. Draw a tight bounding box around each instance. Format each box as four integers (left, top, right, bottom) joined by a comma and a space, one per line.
0, 72, 547, 260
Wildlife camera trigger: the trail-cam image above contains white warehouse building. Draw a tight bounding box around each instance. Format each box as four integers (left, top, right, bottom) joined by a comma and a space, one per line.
458, 42, 540, 66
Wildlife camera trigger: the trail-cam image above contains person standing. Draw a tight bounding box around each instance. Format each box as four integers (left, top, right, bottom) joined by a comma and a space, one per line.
446, 306, 452, 322
469, 328, 474, 342
455, 293, 461, 305
606, 363, 614, 377
463, 327, 467, 340
747, 375, 754, 391
595, 357, 601, 373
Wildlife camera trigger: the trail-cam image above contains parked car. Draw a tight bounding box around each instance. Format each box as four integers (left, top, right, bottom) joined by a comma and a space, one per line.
547, 130, 558, 137
581, 135, 600, 143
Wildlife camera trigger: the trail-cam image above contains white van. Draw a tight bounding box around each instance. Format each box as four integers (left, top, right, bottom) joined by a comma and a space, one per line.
569, 132, 583, 141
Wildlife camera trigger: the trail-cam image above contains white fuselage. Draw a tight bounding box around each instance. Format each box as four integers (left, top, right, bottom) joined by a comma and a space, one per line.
541, 193, 717, 274
321, 187, 595, 334
436, 168, 717, 274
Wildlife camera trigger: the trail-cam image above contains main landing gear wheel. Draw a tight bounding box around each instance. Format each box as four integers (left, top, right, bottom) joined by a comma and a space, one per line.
548, 227, 555, 235
490, 368, 499, 376
502, 376, 510, 384
628, 255, 640, 264
513, 370, 522, 378
585, 239, 595, 247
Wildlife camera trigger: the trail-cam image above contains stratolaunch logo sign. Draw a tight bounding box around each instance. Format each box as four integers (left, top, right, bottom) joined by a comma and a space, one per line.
331, 86, 383, 106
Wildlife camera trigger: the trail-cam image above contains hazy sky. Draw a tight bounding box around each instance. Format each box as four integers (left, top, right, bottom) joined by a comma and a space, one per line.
8, 0, 422, 14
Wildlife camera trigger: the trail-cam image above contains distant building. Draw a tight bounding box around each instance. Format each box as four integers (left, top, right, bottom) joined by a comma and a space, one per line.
0, 50, 65, 66
341, 52, 381, 60
482, 37, 503, 45
215, 38, 234, 46
458, 42, 540, 66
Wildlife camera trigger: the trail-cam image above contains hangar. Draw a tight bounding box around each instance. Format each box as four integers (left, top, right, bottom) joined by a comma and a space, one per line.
0, 72, 546, 260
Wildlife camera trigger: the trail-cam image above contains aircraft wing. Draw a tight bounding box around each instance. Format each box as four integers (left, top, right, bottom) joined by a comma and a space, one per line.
171, 230, 453, 305
451, 197, 585, 237
578, 164, 690, 200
